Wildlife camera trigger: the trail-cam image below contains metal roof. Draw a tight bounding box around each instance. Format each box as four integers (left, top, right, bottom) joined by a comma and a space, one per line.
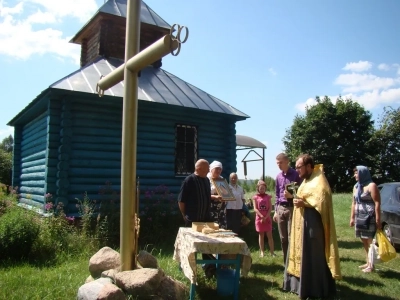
70, 0, 170, 44
236, 135, 266, 148
50, 57, 249, 119
98, 0, 170, 29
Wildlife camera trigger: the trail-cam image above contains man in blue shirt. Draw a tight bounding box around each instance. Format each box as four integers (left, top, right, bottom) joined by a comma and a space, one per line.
273, 153, 302, 264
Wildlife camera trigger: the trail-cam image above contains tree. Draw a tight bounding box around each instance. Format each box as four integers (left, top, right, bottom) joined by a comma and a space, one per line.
241, 180, 249, 192
0, 135, 13, 186
0, 149, 12, 186
371, 106, 400, 183
283, 96, 375, 192
0, 135, 13, 153
263, 175, 276, 192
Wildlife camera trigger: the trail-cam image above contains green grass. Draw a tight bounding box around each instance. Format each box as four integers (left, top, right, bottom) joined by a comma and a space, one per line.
0, 254, 89, 300
0, 193, 399, 299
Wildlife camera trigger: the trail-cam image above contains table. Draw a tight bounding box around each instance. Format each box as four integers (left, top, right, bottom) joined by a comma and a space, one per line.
173, 227, 252, 299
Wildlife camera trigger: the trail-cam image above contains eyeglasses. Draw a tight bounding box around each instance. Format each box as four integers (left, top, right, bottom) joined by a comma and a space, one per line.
295, 164, 304, 170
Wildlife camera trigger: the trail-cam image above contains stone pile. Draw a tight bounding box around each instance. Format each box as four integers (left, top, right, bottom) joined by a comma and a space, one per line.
77, 247, 187, 300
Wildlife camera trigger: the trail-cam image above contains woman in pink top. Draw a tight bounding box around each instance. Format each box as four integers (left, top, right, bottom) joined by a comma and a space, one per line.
253, 180, 275, 257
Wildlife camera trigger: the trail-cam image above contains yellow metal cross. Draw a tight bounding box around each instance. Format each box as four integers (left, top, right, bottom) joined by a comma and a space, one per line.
96, 0, 188, 270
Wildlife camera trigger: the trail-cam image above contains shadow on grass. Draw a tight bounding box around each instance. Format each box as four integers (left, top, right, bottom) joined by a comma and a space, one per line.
336, 282, 397, 300
193, 272, 283, 300
194, 276, 281, 300
0, 251, 77, 269
250, 262, 285, 275
377, 267, 400, 278
339, 256, 364, 264
239, 276, 281, 300
337, 239, 363, 250
341, 275, 384, 288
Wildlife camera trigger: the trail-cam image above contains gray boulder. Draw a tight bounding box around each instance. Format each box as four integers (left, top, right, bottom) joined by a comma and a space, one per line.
89, 247, 120, 278
101, 268, 119, 282
115, 268, 164, 298
137, 250, 158, 269
77, 277, 126, 300
156, 275, 187, 300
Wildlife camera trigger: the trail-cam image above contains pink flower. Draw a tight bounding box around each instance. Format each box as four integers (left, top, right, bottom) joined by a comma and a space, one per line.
45, 202, 54, 211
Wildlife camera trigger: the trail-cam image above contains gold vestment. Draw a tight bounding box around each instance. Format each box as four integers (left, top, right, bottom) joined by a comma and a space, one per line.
287, 164, 342, 280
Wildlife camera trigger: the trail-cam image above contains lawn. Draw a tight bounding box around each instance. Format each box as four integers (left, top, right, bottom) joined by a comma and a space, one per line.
0, 193, 399, 299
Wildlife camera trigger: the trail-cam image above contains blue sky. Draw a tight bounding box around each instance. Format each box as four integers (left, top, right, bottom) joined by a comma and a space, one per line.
1, 0, 400, 179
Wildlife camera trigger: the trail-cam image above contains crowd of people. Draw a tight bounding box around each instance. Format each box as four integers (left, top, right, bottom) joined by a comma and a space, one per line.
177, 153, 380, 299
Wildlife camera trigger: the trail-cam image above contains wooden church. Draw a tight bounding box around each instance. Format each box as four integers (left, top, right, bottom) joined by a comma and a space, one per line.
7, 0, 249, 216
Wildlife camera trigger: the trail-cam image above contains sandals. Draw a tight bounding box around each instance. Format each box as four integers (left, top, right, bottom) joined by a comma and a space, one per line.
358, 264, 368, 269
362, 267, 373, 273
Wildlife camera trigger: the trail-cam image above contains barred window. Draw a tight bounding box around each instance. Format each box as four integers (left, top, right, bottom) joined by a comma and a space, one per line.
175, 124, 198, 175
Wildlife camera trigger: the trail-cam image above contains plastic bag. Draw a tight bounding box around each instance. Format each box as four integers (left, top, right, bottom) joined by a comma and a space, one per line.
368, 243, 382, 265
376, 229, 397, 262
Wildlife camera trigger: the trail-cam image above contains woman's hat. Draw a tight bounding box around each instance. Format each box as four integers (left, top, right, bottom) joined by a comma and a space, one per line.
210, 160, 223, 171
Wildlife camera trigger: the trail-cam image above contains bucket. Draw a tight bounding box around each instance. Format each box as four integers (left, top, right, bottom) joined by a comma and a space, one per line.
217, 268, 236, 297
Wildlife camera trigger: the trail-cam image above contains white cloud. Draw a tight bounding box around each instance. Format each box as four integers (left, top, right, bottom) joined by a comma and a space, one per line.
0, 0, 99, 63
378, 63, 390, 71
342, 60, 372, 72
355, 88, 400, 109
297, 60, 400, 112
26, 10, 56, 24
334, 73, 398, 93
25, 0, 98, 23
295, 97, 317, 112
268, 67, 277, 76
297, 88, 400, 112
394, 64, 400, 75
0, 1, 23, 17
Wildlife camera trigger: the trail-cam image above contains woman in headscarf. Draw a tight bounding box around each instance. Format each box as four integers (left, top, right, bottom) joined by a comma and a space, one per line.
350, 165, 381, 273
208, 160, 227, 229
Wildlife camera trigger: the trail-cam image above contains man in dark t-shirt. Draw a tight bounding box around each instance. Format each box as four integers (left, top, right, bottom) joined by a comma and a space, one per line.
178, 159, 215, 277
178, 159, 212, 226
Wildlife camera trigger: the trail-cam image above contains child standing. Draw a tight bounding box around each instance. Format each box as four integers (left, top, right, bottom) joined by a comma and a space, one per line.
253, 180, 275, 258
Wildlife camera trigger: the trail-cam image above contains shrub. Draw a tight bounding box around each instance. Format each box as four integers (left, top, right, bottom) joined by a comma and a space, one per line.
0, 184, 18, 217
30, 194, 82, 262
96, 181, 121, 247
76, 192, 97, 238
263, 176, 276, 192
74, 182, 122, 248
0, 207, 40, 260
138, 185, 180, 246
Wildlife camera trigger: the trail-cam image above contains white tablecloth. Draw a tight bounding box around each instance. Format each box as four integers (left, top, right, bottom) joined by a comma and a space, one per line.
173, 227, 252, 284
